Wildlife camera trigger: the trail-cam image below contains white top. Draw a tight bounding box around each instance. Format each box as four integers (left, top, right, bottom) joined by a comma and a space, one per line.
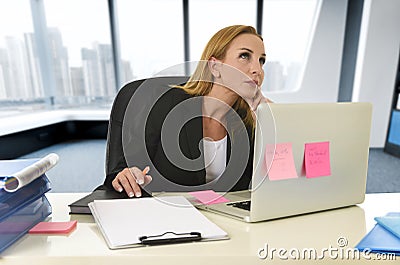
203, 135, 227, 183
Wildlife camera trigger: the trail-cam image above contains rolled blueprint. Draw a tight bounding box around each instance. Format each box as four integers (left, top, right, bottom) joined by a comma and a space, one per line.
4, 153, 59, 192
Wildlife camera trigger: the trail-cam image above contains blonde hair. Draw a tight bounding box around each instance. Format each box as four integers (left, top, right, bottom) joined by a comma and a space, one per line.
177, 25, 263, 130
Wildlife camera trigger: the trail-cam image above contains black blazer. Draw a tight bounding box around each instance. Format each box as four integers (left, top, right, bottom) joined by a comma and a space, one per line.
104, 78, 254, 193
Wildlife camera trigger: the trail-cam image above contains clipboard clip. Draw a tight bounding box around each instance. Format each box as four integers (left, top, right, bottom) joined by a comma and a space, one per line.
139, 231, 202, 245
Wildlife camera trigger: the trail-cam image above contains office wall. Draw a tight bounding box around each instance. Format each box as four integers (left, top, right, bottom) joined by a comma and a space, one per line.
265, 0, 400, 148
352, 0, 400, 147
265, 0, 347, 103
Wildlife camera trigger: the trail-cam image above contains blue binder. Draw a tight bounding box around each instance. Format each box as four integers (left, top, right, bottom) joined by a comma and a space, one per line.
0, 196, 52, 253
0, 158, 51, 218
0, 175, 51, 218
0, 158, 40, 181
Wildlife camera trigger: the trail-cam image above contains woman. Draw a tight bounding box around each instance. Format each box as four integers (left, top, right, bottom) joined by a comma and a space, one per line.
105, 25, 270, 197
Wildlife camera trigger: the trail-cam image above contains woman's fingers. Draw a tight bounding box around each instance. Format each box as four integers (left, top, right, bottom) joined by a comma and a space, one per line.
112, 167, 152, 198
111, 168, 137, 197
143, 174, 152, 186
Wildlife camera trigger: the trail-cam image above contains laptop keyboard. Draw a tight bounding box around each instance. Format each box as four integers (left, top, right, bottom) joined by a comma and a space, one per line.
227, 200, 251, 211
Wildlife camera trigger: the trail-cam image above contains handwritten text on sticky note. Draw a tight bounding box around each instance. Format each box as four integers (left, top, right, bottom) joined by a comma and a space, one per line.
265, 143, 298, 181
304, 141, 331, 178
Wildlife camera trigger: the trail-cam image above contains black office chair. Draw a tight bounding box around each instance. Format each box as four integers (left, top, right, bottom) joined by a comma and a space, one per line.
96, 76, 189, 192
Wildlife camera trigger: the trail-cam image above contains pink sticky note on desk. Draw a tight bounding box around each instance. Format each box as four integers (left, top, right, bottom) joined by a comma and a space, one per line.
304, 141, 331, 178
29, 220, 77, 234
188, 190, 229, 205
265, 143, 298, 181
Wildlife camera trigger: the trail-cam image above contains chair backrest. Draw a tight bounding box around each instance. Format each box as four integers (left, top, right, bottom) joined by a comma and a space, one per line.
105, 76, 189, 176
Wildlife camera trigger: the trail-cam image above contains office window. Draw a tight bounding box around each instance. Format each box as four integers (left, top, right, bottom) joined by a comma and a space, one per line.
117, 0, 184, 81
189, 0, 257, 61
0, 0, 44, 108
44, 0, 114, 105
262, 0, 319, 92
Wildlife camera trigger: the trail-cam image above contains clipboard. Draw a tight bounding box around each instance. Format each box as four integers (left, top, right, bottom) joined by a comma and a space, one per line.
139, 231, 202, 245
89, 196, 229, 249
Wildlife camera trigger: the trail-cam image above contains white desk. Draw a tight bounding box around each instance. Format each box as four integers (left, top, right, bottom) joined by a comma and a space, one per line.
0, 109, 110, 137
0, 193, 399, 264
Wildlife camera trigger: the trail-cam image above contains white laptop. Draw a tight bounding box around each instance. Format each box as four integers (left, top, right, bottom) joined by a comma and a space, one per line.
197, 102, 373, 222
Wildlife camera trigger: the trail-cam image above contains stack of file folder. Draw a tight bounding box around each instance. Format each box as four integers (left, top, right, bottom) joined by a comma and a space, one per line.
356, 212, 400, 255
0, 157, 54, 253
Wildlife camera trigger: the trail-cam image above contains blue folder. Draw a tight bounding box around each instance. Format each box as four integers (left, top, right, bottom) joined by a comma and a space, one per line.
355, 222, 400, 255
0, 196, 52, 253
374, 213, 400, 239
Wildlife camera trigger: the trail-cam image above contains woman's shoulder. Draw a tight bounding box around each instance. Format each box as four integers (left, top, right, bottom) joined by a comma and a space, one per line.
153, 87, 194, 109
149, 86, 194, 114
164, 86, 192, 100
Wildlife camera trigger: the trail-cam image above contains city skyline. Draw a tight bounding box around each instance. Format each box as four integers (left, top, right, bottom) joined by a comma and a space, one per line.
0, 26, 298, 104
0, 0, 317, 106
0, 27, 133, 102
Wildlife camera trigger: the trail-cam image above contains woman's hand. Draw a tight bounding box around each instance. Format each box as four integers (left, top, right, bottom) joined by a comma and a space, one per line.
112, 166, 152, 197
248, 86, 273, 111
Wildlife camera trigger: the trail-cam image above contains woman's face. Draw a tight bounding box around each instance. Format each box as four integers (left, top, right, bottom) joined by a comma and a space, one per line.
212, 33, 266, 101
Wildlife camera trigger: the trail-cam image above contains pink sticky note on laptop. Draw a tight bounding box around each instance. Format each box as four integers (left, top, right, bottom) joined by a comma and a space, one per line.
304, 141, 331, 178
188, 190, 230, 205
265, 143, 298, 181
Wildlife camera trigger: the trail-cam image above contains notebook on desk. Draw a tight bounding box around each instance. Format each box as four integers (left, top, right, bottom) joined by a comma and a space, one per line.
196, 102, 373, 223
